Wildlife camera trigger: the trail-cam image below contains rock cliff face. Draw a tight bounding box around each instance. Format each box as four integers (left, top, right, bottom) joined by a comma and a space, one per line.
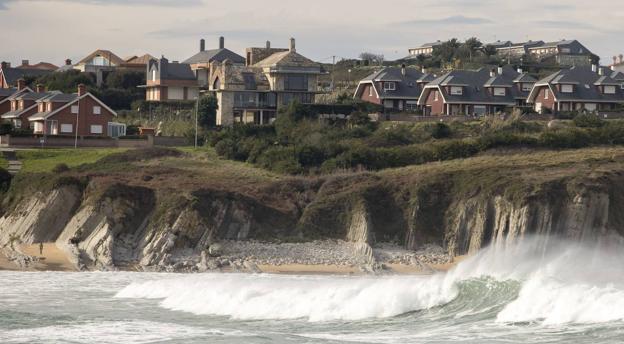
1, 168, 623, 271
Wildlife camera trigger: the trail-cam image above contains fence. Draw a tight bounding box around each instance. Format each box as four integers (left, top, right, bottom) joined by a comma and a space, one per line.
0, 135, 191, 148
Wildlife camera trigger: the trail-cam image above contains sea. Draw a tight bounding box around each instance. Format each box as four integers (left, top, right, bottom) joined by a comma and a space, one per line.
2, 237, 624, 343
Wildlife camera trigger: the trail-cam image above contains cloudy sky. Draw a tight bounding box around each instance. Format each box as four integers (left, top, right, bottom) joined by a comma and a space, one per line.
0, 0, 622, 66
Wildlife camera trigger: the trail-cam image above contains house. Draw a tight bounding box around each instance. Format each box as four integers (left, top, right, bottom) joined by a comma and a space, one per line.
183, 37, 246, 87
527, 40, 593, 66
144, 56, 199, 102
245, 41, 288, 66
492, 40, 544, 58
527, 65, 624, 114
0, 61, 54, 88
353, 66, 427, 112
610, 54, 624, 73
122, 54, 156, 71
209, 38, 322, 125
0, 79, 32, 115
408, 41, 444, 57
15, 60, 58, 71
1, 83, 52, 129
28, 84, 122, 137
74, 49, 125, 73
418, 66, 535, 116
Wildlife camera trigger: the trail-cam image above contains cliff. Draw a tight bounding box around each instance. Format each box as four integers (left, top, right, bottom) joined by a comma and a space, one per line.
1, 147, 623, 271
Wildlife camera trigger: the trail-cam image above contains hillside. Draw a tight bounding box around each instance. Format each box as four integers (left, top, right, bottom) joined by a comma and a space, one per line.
0, 141, 623, 272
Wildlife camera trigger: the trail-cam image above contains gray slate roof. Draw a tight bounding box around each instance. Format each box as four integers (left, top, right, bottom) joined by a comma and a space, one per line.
165, 63, 196, 80
183, 48, 245, 65
535, 66, 624, 102
1, 67, 52, 86
361, 67, 425, 99
426, 66, 532, 104
0, 88, 17, 97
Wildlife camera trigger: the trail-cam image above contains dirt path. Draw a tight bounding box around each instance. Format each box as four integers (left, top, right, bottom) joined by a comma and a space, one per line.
17, 244, 76, 271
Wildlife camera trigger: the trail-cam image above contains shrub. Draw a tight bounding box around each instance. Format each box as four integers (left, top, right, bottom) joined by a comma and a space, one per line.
539, 128, 592, 149
257, 146, 302, 174
0, 122, 14, 135
52, 163, 70, 173
0, 167, 11, 192
431, 122, 452, 139
573, 113, 605, 128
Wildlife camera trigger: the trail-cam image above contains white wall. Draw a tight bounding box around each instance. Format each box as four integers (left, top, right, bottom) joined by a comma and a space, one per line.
168, 87, 184, 100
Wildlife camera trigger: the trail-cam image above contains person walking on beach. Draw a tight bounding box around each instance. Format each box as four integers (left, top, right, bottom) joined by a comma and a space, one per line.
39, 242, 43, 256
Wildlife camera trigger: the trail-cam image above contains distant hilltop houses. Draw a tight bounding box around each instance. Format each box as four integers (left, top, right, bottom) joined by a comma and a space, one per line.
408, 39, 596, 66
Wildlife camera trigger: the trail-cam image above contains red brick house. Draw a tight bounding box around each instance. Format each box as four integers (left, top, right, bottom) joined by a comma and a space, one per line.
0, 79, 32, 115
1, 84, 50, 129
353, 66, 429, 112
418, 66, 535, 116
527, 66, 624, 114
28, 84, 121, 137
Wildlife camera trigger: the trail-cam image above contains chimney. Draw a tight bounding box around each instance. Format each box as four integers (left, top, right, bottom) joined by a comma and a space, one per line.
289, 38, 296, 52
266, 41, 271, 49
65, 59, 72, 66
36, 84, 45, 93
490, 68, 496, 77
21, 59, 29, 67
77, 84, 86, 96
401, 64, 406, 77
592, 64, 598, 73
421, 67, 427, 74
17, 79, 26, 91
200, 39, 206, 52
599, 67, 604, 76
497, 66, 503, 75
219, 36, 225, 49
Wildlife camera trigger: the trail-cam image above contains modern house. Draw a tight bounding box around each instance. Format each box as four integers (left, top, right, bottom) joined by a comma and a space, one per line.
144, 57, 199, 102
183, 37, 246, 88
527, 65, 624, 114
526, 40, 593, 66
408, 41, 444, 57
0, 61, 54, 88
418, 66, 535, 115
208, 38, 322, 125
353, 66, 427, 112
28, 84, 122, 137
74, 50, 125, 73
492, 40, 544, 58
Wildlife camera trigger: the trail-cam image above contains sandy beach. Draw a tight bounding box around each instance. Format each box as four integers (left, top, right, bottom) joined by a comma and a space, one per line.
0, 244, 76, 272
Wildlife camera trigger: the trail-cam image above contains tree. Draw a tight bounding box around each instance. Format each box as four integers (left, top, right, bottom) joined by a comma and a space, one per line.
197, 96, 218, 129
359, 52, 384, 65
432, 38, 461, 63
483, 45, 498, 57
463, 37, 483, 62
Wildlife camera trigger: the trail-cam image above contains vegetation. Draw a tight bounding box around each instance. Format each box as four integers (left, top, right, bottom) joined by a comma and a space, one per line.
16, 148, 127, 173
206, 104, 624, 175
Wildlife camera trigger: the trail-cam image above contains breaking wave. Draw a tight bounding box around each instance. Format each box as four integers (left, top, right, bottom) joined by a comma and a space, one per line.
116, 237, 624, 325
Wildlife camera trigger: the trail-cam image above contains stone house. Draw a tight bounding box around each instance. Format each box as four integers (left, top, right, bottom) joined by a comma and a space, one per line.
183, 37, 246, 88
209, 38, 322, 126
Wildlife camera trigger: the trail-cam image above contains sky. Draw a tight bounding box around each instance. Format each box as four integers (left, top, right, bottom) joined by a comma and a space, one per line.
0, 0, 622, 66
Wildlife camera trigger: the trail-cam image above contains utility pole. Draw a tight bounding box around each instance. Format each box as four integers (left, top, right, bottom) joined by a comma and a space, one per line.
331, 55, 336, 91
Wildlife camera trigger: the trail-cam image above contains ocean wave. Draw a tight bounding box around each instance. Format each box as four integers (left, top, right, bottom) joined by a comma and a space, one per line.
116, 237, 624, 325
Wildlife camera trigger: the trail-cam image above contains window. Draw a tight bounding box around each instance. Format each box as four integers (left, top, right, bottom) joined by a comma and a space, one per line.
585, 103, 597, 112
406, 101, 418, 111
34, 122, 43, 133
46, 103, 52, 111
14, 119, 21, 129
450, 86, 463, 95
152, 70, 156, 82
90, 125, 103, 134
604, 86, 616, 94
61, 124, 73, 133
434, 90, 439, 101
561, 84, 573, 93
38, 103, 44, 112
544, 89, 550, 99
71, 105, 79, 114
284, 75, 308, 91
18, 101, 23, 110
493, 87, 506, 96
522, 83, 533, 92
93, 106, 101, 115
368, 86, 373, 97
383, 82, 396, 91
11, 102, 16, 111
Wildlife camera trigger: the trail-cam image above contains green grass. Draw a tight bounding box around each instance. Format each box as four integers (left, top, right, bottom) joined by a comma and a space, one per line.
0, 156, 7, 169
16, 148, 127, 173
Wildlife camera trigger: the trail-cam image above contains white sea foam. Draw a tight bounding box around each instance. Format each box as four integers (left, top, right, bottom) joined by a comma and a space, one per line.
116, 237, 624, 325
0, 320, 223, 344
